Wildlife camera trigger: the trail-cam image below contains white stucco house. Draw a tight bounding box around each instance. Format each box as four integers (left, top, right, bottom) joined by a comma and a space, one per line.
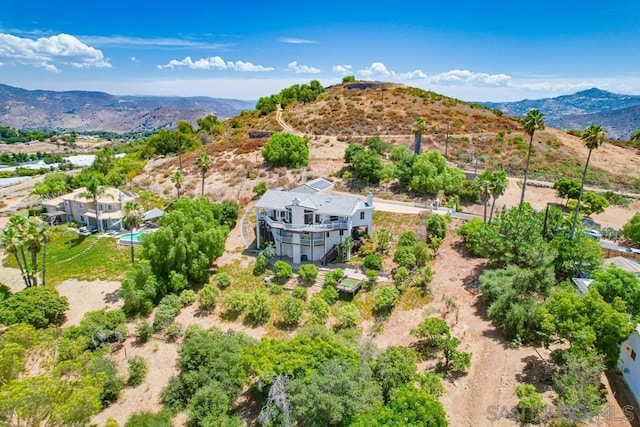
619, 325, 640, 405
255, 189, 373, 264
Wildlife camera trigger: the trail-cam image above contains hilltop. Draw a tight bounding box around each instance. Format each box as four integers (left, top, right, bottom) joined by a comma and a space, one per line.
0, 83, 255, 133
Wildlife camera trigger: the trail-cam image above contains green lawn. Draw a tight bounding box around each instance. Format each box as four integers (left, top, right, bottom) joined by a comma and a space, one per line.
3, 228, 136, 286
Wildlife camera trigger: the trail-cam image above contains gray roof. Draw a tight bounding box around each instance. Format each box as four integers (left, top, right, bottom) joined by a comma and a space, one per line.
143, 207, 164, 221
256, 190, 369, 216
291, 177, 334, 194
571, 278, 594, 295
604, 257, 640, 276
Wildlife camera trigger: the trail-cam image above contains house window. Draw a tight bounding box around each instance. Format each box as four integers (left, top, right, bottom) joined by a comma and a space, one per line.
360, 211, 365, 220
279, 211, 285, 217
340, 230, 344, 236
80, 215, 85, 223
329, 215, 339, 222
98, 204, 104, 211
78, 202, 84, 208
326, 232, 330, 238
315, 215, 320, 223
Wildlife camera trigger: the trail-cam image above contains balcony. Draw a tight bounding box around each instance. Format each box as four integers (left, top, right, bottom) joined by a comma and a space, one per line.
260, 214, 348, 232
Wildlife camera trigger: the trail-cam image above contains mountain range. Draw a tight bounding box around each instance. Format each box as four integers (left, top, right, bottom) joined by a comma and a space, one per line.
482, 88, 640, 140
0, 83, 255, 133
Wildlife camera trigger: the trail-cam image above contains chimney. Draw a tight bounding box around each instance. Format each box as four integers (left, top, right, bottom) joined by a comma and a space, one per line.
366, 193, 373, 207
292, 198, 300, 206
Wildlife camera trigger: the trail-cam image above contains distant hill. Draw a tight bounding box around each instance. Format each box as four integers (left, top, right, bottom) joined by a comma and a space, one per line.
0, 83, 255, 133
482, 88, 640, 140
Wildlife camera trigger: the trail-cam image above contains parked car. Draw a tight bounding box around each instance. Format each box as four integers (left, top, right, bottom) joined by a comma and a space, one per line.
586, 229, 602, 241
87, 225, 98, 234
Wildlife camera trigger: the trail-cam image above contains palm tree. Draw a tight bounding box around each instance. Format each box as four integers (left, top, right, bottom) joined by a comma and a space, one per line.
196, 153, 212, 196
475, 172, 492, 223
570, 124, 606, 239
24, 217, 44, 287
488, 170, 508, 223
40, 225, 53, 286
78, 177, 110, 233
519, 109, 545, 207
412, 117, 427, 155
123, 201, 143, 265
1, 223, 29, 287
171, 171, 184, 199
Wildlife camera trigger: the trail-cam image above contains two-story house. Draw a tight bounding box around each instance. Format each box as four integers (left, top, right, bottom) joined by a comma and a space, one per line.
255, 189, 373, 264
42, 187, 138, 231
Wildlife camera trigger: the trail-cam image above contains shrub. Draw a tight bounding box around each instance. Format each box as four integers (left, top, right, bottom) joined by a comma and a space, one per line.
374, 287, 400, 314
216, 272, 232, 289
197, 284, 219, 312
298, 264, 318, 284
178, 289, 196, 306
334, 304, 360, 329
394, 246, 417, 269
274, 260, 293, 281
412, 242, 431, 267
127, 356, 148, 386
365, 270, 378, 289
246, 290, 272, 324
319, 286, 339, 305
0, 286, 69, 328
153, 294, 184, 332
91, 356, 125, 407
222, 291, 248, 316
253, 181, 268, 197
309, 297, 330, 324
363, 253, 383, 271
253, 253, 268, 275
397, 231, 417, 247
324, 269, 344, 287
135, 320, 153, 343
393, 266, 409, 288
269, 284, 284, 295
516, 384, 546, 424
262, 132, 309, 168
165, 322, 183, 341
125, 411, 173, 427
279, 296, 305, 326
66, 309, 127, 351
292, 286, 308, 301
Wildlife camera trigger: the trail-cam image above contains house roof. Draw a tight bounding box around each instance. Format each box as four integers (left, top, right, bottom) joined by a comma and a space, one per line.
256, 190, 369, 217
44, 187, 138, 205
571, 278, 594, 295
604, 257, 640, 276
291, 177, 334, 194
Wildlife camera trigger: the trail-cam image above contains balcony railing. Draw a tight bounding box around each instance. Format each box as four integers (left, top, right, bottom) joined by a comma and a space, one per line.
260, 214, 348, 232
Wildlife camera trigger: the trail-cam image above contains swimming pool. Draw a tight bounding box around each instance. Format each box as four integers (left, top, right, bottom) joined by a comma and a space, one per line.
118, 231, 154, 245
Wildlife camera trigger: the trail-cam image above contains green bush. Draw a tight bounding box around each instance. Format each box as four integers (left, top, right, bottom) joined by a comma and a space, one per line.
319, 286, 339, 305
309, 297, 330, 324
412, 242, 430, 267
197, 284, 219, 312
252, 181, 268, 197
269, 284, 284, 295
324, 269, 344, 287
65, 309, 127, 351
91, 355, 125, 407
222, 291, 248, 316
125, 411, 173, 427
365, 270, 378, 289
363, 253, 383, 270
153, 294, 184, 332
374, 287, 400, 314
516, 384, 546, 424
135, 320, 153, 343
0, 286, 69, 328
178, 289, 196, 306
334, 304, 360, 329
262, 132, 309, 168
279, 296, 304, 326
165, 322, 183, 341
127, 356, 148, 386
298, 264, 318, 284
253, 253, 268, 275
393, 266, 409, 287
292, 286, 308, 301
274, 260, 293, 281
216, 272, 233, 289
397, 231, 417, 247
394, 246, 417, 269
246, 290, 272, 324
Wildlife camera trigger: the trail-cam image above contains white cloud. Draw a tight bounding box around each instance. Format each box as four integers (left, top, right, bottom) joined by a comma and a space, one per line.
0, 33, 111, 72
286, 61, 320, 74
157, 55, 274, 72
332, 64, 352, 75
130, 56, 138, 63
79, 35, 226, 50
428, 69, 511, 86
399, 69, 428, 80
359, 62, 393, 77
278, 37, 319, 44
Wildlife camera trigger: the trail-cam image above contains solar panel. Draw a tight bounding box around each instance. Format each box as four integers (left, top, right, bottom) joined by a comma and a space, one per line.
309, 179, 332, 190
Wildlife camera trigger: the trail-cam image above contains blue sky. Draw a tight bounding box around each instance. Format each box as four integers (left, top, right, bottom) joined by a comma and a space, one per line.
1, 0, 639, 102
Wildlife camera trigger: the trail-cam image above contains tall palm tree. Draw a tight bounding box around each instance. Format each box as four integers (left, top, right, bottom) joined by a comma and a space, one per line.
171, 171, 184, 199
412, 117, 427, 155
40, 225, 53, 286
475, 172, 492, 223
519, 109, 545, 207
196, 153, 212, 196
1, 223, 29, 287
488, 170, 508, 223
570, 124, 606, 239
123, 201, 143, 265
78, 177, 110, 233
23, 217, 44, 287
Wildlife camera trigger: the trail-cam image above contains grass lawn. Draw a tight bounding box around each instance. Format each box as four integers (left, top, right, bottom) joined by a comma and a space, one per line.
3, 228, 136, 286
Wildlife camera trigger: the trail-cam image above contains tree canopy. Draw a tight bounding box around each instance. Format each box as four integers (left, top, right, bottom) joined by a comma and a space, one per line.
262, 132, 309, 168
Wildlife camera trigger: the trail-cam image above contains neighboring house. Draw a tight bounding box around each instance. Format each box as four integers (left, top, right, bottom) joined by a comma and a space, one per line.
604, 256, 640, 277
255, 189, 373, 264
42, 187, 138, 231
619, 326, 640, 406
289, 177, 334, 194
